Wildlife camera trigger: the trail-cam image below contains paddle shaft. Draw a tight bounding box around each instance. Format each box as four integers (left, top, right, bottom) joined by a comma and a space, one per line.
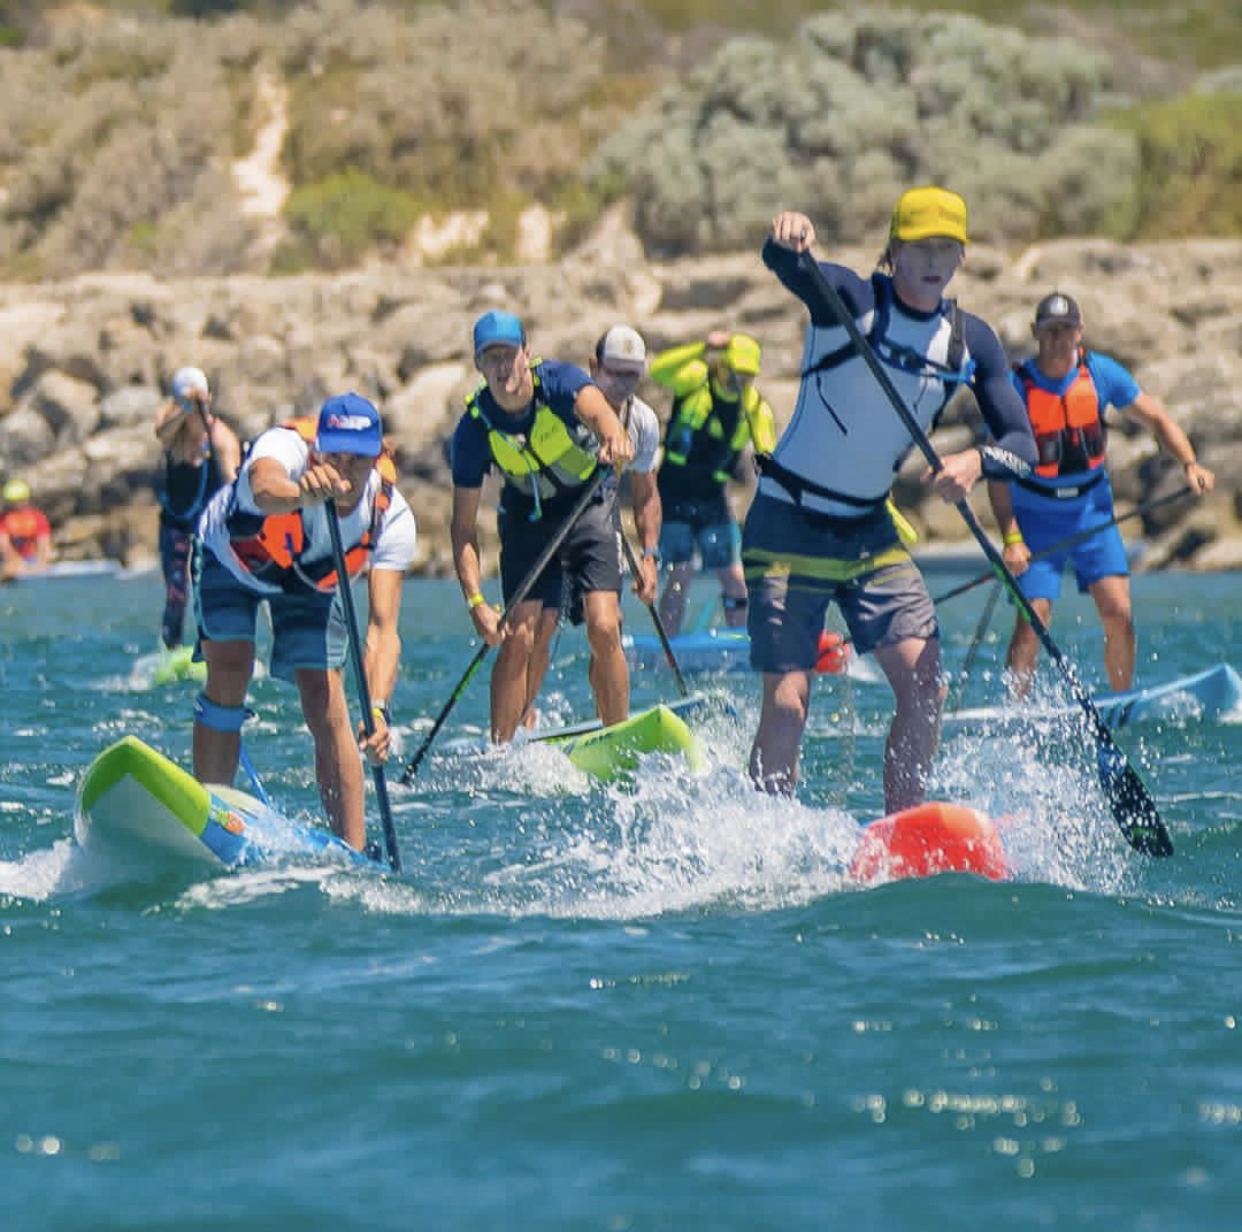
944, 580, 1003, 715
619, 533, 689, 698
932, 485, 1194, 606
325, 503, 402, 872
399, 466, 610, 785
795, 250, 1171, 856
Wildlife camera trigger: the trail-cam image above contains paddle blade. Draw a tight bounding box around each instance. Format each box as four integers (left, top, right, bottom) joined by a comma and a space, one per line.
1095, 730, 1173, 857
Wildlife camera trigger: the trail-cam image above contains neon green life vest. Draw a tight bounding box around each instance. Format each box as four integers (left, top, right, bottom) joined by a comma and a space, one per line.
664, 383, 772, 485
466, 361, 599, 519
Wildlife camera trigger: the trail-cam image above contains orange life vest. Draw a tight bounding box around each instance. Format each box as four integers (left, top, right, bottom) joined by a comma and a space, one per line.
228, 418, 396, 592
1, 507, 50, 559
1017, 354, 1107, 479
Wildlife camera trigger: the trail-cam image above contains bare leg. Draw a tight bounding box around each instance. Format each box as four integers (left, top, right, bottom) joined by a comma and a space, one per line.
749, 669, 812, 795
718, 562, 748, 628
873, 636, 942, 814
297, 668, 365, 849
193, 638, 255, 785
490, 601, 541, 743
1089, 575, 1135, 692
1005, 597, 1053, 700
521, 606, 560, 729
657, 562, 695, 637
583, 589, 628, 726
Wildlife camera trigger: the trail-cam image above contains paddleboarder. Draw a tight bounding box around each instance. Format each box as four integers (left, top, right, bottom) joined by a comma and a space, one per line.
649, 330, 776, 637
987, 291, 1215, 697
449, 310, 634, 743
746, 187, 1038, 811
152, 367, 240, 649
192, 393, 416, 851
0, 478, 53, 580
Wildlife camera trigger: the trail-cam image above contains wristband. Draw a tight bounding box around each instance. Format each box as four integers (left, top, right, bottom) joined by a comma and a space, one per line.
1002, 531, 1024, 548
371, 702, 391, 725
640, 546, 660, 561
466, 591, 486, 610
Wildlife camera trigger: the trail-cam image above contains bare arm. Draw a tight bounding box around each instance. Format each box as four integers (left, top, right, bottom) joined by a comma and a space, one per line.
574, 384, 634, 468
987, 478, 1030, 576
212, 422, 243, 483
248, 456, 347, 513
451, 484, 504, 647
629, 472, 662, 604
1121, 392, 1214, 495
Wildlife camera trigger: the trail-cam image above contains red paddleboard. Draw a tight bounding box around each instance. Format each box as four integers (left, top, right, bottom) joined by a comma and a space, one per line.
849, 802, 1008, 883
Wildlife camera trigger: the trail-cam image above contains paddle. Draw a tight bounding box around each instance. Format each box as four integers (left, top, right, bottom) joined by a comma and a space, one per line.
325, 502, 402, 872
795, 249, 1172, 857
399, 466, 610, 785
931, 484, 1195, 607
619, 533, 689, 698
944, 581, 1003, 715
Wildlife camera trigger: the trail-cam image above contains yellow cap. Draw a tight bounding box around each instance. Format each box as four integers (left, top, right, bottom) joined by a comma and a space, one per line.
724, 333, 761, 376
890, 186, 969, 246
3, 478, 31, 505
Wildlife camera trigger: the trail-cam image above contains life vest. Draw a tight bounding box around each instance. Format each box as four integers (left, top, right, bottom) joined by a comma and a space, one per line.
662, 382, 770, 487
800, 273, 972, 388
1017, 353, 1106, 479
465, 360, 599, 520
226, 418, 396, 592
1, 508, 48, 559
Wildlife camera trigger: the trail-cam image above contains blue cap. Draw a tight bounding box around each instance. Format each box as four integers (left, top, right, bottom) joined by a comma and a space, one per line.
315, 393, 382, 457
472, 309, 525, 356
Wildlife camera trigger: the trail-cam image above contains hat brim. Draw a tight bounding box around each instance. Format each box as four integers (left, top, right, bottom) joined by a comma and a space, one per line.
893, 225, 969, 245
314, 433, 382, 458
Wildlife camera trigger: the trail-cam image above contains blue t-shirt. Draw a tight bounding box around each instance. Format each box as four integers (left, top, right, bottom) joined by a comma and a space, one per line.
450, 358, 593, 518
1010, 349, 1140, 499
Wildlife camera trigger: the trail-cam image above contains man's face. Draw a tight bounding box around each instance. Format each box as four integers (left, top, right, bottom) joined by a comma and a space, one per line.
891, 236, 965, 299
1033, 320, 1083, 363
476, 342, 533, 408
591, 357, 643, 410
320, 451, 377, 503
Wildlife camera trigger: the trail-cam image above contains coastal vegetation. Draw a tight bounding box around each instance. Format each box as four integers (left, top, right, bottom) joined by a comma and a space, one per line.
0, 0, 1239, 277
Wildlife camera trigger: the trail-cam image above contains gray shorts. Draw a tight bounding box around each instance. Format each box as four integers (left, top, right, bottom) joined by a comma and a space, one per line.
742, 493, 938, 671
193, 546, 347, 683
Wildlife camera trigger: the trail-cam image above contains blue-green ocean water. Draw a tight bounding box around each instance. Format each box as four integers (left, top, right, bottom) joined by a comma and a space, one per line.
2, 564, 1241, 1231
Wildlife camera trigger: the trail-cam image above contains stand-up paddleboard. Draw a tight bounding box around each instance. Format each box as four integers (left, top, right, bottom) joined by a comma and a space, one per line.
535, 701, 706, 782
151, 645, 208, 685
5, 559, 122, 584
75, 736, 384, 871
625, 627, 878, 682
849, 802, 1009, 884
943, 663, 1242, 733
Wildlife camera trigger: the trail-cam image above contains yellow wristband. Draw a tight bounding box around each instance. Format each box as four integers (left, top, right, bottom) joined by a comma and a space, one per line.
1002, 531, 1024, 548
466, 591, 486, 610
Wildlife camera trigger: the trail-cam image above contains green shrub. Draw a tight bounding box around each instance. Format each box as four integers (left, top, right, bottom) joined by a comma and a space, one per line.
284, 167, 420, 267
1109, 92, 1242, 239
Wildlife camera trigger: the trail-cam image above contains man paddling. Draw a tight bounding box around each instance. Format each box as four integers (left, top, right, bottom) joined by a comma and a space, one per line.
449, 310, 634, 743
747, 188, 1037, 811
152, 366, 240, 650
192, 393, 416, 851
524, 324, 664, 725
988, 292, 1215, 698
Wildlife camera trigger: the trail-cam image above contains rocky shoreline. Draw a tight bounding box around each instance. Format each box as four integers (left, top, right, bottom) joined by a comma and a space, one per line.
2, 222, 1241, 576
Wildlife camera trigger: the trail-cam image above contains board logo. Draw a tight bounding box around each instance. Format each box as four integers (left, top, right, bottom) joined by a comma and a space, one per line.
210, 803, 245, 835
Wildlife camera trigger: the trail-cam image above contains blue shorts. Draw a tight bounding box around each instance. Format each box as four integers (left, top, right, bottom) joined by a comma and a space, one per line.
193, 546, 347, 683
659, 518, 741, 570
1012, 475, 1129, 601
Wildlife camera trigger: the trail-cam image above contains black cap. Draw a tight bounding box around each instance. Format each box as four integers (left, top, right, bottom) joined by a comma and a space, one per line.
1034, 292, 1082, 328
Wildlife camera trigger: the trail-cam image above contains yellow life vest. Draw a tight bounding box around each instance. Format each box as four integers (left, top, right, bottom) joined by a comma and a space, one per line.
466, 361, 599, 519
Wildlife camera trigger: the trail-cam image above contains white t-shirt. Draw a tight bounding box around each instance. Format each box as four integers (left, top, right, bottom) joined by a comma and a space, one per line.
198, 425, 417, 594
623, 394, 660, 475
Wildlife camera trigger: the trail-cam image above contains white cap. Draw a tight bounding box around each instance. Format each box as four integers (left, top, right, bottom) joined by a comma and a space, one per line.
599, 325, 646, 369
172, 366, 210, 400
